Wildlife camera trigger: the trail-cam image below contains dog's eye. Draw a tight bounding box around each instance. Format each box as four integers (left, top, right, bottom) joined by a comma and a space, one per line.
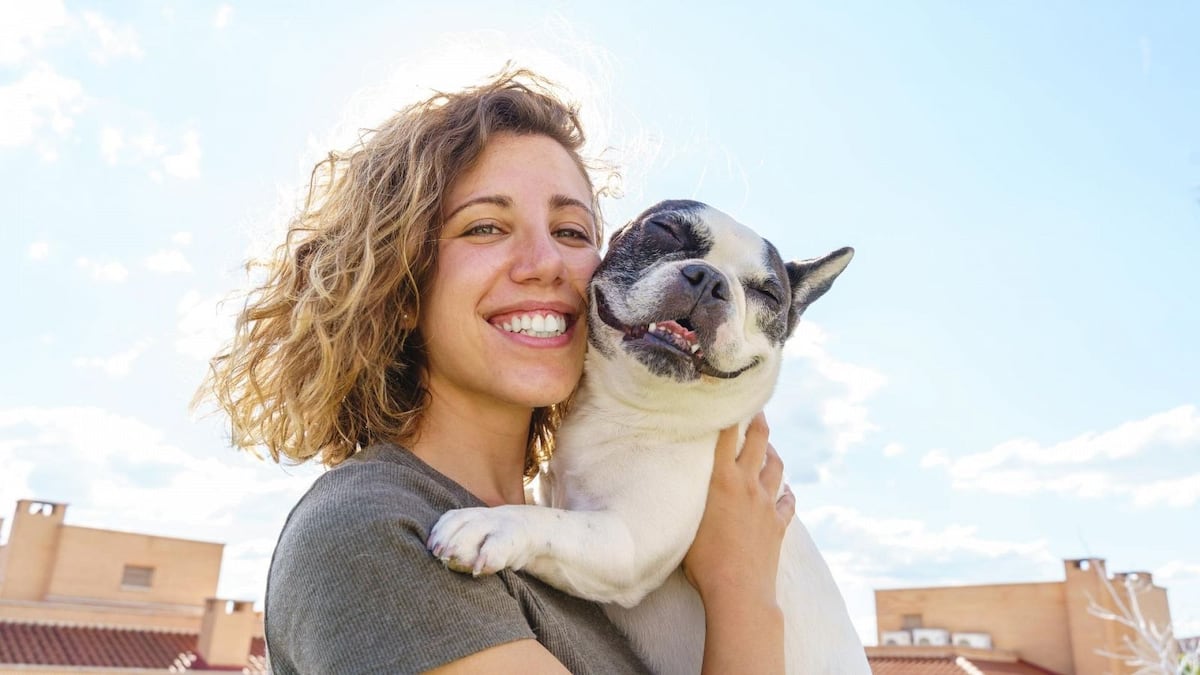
750, 283, 784, 307
649, 218, 683, 244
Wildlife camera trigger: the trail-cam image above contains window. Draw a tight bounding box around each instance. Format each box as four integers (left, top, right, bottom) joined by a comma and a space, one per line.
901, 613, 923, 629
121, 565, 154, 589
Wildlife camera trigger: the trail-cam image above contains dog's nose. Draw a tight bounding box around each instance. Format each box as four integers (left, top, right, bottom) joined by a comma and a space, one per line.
681, 263, 729, 302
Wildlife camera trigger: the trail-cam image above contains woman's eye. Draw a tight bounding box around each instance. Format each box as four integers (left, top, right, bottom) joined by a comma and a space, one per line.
554, 226, 593, 244
463, 222, 502, 236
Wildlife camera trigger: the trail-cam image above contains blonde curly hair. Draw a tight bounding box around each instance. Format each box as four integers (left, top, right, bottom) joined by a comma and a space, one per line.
203, 67, 602, 478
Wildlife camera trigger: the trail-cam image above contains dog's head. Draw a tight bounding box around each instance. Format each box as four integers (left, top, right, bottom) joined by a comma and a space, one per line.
587, 200, 853, 419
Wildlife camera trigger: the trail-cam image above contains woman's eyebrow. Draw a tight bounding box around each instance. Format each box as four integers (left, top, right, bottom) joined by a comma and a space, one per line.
444, 195, 511, 221
550, 194, 595, 221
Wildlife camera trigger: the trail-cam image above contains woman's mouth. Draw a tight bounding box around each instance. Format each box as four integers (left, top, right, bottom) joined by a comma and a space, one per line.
493, 311, 570, 338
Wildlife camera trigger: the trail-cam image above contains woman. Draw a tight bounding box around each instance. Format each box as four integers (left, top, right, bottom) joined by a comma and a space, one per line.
206, 68, 794, 674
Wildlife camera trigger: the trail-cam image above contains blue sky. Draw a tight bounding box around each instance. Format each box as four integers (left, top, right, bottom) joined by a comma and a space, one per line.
3, 0, 1198, 645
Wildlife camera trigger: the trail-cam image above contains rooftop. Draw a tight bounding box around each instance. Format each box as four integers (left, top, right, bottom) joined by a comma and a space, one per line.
0, 619, 265, 672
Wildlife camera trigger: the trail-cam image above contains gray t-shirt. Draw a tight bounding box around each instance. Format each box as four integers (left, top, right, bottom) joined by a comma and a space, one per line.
265, 443, 650, 674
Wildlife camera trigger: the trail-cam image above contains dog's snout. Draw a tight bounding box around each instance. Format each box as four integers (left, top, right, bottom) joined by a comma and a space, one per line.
681, 263, 729, 302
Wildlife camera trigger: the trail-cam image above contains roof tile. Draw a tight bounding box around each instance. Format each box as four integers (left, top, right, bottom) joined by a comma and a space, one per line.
0, 621, 265, 673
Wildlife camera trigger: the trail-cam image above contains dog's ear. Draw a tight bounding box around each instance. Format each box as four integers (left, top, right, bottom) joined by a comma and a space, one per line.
784, 246, 854, 333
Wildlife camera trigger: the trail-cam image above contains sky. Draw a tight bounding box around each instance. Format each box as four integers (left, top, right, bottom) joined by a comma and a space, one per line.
2, 0, 1198, 647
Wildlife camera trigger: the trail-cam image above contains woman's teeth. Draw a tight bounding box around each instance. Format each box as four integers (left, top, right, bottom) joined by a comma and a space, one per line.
500, 313, 567, 338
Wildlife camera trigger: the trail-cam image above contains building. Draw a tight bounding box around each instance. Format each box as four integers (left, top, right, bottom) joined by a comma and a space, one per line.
0, 499, 264, 673
868, 646, 1061, 675
873, 557, 1176, 675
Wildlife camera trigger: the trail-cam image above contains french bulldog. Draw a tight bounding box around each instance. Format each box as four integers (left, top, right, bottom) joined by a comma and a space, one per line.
429, 200, 869, 674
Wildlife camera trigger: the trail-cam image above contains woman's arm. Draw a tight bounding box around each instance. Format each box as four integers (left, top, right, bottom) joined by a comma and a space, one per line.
684, 412, 795, 675
426, 639, 571, 674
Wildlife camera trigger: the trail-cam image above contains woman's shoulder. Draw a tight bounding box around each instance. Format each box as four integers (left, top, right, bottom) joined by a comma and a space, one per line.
284, 443, 476, 538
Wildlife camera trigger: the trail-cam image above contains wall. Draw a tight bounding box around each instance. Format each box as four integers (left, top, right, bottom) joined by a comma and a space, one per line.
0, 502, 66, 602
46, 526, 221, 607
875, 580, 1074, 675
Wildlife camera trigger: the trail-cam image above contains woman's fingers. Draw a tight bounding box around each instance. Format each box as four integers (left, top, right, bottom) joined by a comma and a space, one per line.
761, 443, 785, 496
737, 411, 770, 474
776, 484, 796, 522
714, 422, 740, 466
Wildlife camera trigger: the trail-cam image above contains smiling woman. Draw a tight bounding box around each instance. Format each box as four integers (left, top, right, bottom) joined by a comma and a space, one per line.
199, 66, 795, 674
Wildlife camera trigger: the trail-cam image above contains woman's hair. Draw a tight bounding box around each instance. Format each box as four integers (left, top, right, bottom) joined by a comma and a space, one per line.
203, 67, 601, 478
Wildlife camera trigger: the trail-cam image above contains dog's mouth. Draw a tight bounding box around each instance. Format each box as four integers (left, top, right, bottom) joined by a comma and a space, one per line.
594, 288, 758, 379
627, 318, 703, 358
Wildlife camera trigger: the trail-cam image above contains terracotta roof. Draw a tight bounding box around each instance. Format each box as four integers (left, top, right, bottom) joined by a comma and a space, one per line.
0, 620, 266, 672
868, 655, 1061, 675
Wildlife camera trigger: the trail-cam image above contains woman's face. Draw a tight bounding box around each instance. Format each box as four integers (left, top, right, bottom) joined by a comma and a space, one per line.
419, 132, 600, 416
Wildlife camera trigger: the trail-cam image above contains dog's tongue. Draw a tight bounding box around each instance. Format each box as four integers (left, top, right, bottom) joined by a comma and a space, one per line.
657, 320, 696, 343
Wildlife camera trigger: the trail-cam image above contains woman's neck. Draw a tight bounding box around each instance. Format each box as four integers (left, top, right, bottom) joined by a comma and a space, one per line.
408, 389, 531, 507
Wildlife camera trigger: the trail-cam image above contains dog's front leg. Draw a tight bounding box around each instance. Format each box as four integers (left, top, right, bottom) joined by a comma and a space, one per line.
429, 505, 666, 607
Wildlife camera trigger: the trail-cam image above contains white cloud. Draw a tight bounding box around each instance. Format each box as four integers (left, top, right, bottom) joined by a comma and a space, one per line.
921, 446, 950, 468
1155, 561, 1200, 583
0, 439, 37, 541
144, 249, 193, 274
1129, 472, 1200, 509
72, 339, 152, 378
213, 4, 234, 29
163, 130, 202, 179
99, 126, 123, 164
923, 405, 1200, 508
100, 127, 202, 178
27, 241, 50, 260
131, 130, 167, 158
0, 0, 69, 66
768, 321, 886, 481
80, 10, 142, 64
76, 256, 129, 282
172, 231, 194, 246
0, 405, 320, 602
800, 505, 1057, 645
176, 291, 238, 361
804, 505, 1054, 562
882, 442, 904, 458
0, 62, 85, 150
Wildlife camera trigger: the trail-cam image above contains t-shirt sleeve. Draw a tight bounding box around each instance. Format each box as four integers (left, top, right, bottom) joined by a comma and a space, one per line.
265, 468, 537, 674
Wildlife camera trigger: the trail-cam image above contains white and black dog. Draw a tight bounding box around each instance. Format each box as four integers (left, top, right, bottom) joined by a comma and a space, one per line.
429, 200, 870, 674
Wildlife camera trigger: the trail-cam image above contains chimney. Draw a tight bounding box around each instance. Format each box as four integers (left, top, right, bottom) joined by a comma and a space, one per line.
0, 500, 67, 601
197, 598, 256, 668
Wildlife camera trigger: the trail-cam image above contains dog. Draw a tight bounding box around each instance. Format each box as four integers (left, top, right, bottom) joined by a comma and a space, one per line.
429, 200, 870, 674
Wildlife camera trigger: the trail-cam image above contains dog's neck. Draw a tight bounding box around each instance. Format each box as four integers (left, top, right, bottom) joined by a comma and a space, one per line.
572, 355, 766, 439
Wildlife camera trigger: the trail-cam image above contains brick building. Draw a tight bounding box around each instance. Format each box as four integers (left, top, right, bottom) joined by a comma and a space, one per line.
873, 557, 1178, 675
0, 499, 263, 673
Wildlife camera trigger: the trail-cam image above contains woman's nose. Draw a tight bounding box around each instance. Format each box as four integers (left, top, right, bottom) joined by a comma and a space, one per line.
510, 225, 566, 284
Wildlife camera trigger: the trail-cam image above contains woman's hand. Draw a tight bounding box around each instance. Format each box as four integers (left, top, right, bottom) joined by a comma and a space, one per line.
683, 411, 795, 674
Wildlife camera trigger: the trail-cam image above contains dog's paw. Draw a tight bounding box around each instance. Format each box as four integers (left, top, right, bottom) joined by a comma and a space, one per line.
427, 506, 537, 577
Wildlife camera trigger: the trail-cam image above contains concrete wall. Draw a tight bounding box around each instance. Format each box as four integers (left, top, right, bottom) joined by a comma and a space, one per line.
1066, 561, 1174, 675
46, 526, 222, 607
0, 599, 204, 632
876, 558, 1178, 675
876, 580, 1075, 675
0, 662, 174, 667
0, 502, 66, 601
0, 499, 242, 637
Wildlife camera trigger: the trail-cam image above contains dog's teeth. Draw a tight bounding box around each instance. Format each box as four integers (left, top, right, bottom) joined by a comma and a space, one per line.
690, 343, 700, 354
648, 322, 657, 333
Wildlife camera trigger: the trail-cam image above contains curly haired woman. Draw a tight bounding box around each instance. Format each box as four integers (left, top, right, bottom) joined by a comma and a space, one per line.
204, 68, 794, 674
